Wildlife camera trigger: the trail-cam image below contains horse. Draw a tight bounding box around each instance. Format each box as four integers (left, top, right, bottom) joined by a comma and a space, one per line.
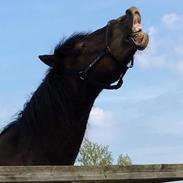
0, 7, 148, 165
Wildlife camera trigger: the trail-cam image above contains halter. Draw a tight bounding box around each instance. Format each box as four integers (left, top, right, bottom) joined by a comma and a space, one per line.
62, 20, 134, 90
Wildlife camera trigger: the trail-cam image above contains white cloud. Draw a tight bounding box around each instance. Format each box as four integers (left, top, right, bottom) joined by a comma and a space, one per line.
136, 23, 183, 79
136, 13, 183, 76
161, 13, 183, 29
162, 13, 179, 25
86, 107, 124, 146
136, 26, 168, 69
88, 107, 113, 127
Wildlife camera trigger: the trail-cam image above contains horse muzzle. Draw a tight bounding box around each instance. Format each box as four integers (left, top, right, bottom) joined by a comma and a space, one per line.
125, 7, 149, 50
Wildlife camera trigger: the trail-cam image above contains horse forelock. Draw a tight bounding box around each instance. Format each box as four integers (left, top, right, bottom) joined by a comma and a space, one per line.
54, 33, 89, 57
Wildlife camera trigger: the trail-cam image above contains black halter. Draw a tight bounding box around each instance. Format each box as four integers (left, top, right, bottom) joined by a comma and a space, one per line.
62, 20, 134, 90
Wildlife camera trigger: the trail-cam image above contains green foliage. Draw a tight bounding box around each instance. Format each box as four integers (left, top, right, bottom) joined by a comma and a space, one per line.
76, 138, 132, 166
77, 138, 113, 166
117, 154, 132, 166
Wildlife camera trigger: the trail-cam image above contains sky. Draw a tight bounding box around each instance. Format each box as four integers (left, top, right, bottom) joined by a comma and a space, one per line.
0, 0, 183, 167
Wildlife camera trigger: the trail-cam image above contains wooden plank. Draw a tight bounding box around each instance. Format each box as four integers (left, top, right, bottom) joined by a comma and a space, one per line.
0, 164, 183, 182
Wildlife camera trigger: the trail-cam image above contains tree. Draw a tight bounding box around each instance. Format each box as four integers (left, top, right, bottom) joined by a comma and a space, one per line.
76, 138, 132, 166
77, 138, 113, 166
117, 154, 132, 166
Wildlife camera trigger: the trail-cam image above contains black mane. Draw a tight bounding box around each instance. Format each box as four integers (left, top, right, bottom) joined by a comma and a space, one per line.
0, 33, 90, 136
54, 33, 89, 57
0, 70, 66, 137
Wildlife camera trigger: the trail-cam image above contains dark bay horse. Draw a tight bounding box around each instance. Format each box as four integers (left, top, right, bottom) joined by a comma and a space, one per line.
0, 7, 148, 165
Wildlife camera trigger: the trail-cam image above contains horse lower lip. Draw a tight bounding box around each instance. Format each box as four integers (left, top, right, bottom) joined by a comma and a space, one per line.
128, 34, 147, 50
129, 37, 140, 46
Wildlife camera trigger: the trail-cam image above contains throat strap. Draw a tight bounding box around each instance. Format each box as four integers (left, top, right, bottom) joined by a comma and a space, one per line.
79, 56, 133, 90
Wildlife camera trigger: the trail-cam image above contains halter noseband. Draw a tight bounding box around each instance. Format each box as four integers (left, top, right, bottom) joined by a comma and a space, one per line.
62, 20, 134, 90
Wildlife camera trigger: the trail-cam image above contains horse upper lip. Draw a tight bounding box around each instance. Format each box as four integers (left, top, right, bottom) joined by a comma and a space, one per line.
131, 29, 142, 35
131, 24, 142, 33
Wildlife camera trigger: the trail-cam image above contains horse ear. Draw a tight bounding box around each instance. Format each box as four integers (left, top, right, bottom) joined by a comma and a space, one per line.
38, 55, 56, 67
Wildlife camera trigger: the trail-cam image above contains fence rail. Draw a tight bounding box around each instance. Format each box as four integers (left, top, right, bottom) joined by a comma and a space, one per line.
0, 164, 183, 182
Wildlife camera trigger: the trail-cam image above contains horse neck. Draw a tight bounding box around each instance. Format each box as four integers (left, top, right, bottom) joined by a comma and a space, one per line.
20, 69, 101, 138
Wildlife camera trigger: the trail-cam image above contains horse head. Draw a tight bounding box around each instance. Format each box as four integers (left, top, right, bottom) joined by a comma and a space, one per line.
39, 7, 148, 90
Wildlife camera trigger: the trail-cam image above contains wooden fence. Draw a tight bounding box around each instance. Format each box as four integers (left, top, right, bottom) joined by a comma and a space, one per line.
0, 164, 183, 182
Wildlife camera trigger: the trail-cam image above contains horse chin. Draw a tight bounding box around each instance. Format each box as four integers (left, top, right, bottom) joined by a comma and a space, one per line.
128, 31, 149, 50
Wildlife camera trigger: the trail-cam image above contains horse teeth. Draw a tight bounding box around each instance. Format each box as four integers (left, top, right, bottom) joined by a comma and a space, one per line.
134, 27, 142, 32
131, 27, 142, 34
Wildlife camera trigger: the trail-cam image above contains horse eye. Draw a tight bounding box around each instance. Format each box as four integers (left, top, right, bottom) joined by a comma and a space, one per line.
73, 42, 86, 55
75, 42, 86, 50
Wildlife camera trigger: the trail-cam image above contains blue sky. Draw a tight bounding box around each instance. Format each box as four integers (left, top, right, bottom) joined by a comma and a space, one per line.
1, 0, 183, 165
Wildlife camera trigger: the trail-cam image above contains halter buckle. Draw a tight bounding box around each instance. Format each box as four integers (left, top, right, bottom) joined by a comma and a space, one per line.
79, 71, 87, 80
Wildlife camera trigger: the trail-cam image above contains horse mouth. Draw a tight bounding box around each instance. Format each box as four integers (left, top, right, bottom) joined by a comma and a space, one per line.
128, 30, 149, 50
125, 7, 149, 50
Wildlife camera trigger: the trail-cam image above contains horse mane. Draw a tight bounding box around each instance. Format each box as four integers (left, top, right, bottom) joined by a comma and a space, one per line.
0, 33, 90, 137
54, 32, 89, 57
1, 71, 64, 136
